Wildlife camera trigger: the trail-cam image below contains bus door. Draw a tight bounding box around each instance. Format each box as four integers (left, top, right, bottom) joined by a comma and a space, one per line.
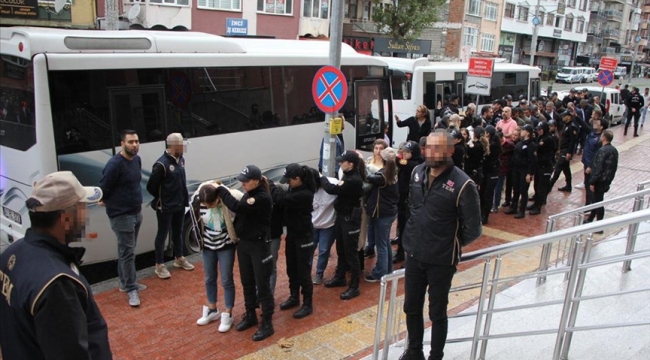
108, 85, 167, 151
529, 77, 540, 100
354, 80, 385, 151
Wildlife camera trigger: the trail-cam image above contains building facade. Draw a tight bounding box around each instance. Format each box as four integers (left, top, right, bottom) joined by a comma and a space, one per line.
451, 0, 504, 59
500, 0, 591, 68
0, 0, 97, 29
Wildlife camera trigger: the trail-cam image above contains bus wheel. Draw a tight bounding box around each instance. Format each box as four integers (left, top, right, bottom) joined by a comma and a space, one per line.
183, 216, 202, 255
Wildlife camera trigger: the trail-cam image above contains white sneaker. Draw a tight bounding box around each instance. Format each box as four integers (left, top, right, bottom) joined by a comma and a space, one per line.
218, 312, 233, 333
575, 183, 585, 189
173, 257, 195, 271
197, 305, 220, 326
127, 290, 140, 307
155, 264, 171, 279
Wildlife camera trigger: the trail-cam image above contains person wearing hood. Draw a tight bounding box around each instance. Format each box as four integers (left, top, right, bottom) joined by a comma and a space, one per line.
364, 148, 399, 283
527, 122, 557, 215
269, 164, 317, 319
464, 126, 488, 185
393, 141, 423, 263
480, 126, 502, 224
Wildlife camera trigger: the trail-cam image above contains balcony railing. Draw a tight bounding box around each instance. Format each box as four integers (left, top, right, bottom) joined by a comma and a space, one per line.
603, 29, 621, 39
604, 9, 623, 22
589, 12, 607, 22
586, 32, 604, 44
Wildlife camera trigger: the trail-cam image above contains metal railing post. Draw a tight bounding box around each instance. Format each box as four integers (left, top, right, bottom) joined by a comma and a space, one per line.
553, 236, 584, 360
373, 278, 389, 360
538, 219, 557, 284
469, 258, 492, 360
560, 234, 594, 360
478, 255, 503, 360
623, 196, 642, 272
382, 277, 400, 360
564, 236, 578, 281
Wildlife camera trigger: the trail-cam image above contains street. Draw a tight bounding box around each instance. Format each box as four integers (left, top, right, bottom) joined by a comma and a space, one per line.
542, 76, 650, 94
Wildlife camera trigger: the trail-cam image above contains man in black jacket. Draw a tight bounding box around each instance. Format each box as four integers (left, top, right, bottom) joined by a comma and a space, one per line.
0, 172, 112, 360
528, 122, 557, 215
147, 133, 194, 279
505, 124, 537, 219
624, 87, 645, 137
399, 131, 482, 360
586, 130, 619, 226
550, 112, 579, 192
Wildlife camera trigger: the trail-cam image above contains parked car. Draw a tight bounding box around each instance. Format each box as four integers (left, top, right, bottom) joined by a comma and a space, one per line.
614, 66, 627, 79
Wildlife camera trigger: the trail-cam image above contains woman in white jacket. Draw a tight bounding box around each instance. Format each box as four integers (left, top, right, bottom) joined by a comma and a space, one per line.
191, 181, 242, 332
308, 168, 337, 285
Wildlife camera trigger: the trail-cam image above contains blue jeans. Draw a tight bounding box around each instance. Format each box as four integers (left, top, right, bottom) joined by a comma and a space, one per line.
366, 221, 375, 252
642, 107, 648, 126
493, 175, 505, 209
310, 226, 336, 275
202, 247, 235, 308
109, 213, 143, 293
369, 215, 396, 280
269, 237, 281, 296
154, 210, 184, 264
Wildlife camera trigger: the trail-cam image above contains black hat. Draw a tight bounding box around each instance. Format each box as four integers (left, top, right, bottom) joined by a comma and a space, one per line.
570, 88, 577, 93
485, 125, 497, 137
548, 119, 557, 126
505, 95, 513, 101
280, 163, 304, 184
521, 124, 534, 133
336, 150, 359, 164
473, 126, 486, 138
450, 129, 463, 140
403, 141, 420, 153
236, 165, 262, 182
536, 122, 549, 132
450, 94, 459, 102
561, 111, 573, 119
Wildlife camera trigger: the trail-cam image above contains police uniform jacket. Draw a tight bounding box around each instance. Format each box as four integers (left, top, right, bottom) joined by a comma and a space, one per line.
483, 138, 502, 178
146, 151, 188, 213
397, 154, 423, 195
0, 230, 112, 360
320, 169, 363, 216
511, 137, 538, 175
402, 164, 482, 266
270, 183, 314, 242
559, 120, 579, 155
217, 185, 272, 242
625, 93, 645, 112
536, 133, 557, 168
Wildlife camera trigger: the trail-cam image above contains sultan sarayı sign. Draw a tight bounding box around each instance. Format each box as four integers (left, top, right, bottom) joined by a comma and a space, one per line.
374, 38, 432, 55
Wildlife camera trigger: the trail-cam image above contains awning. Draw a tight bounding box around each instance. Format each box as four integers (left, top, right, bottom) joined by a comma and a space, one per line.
522, 51, 557, 58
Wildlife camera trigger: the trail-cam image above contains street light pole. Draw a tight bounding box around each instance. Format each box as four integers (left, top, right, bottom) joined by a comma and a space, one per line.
529, 0, 542, 66
628, 35, 641, 85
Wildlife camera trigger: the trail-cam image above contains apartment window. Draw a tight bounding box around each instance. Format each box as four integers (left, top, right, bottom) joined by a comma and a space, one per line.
303, 0, 328, 18
481, 34, 496, 52
538, 11, 545, 26
565, 14, 573, 31
576, 18, 584, 33
555, 15, 563, 28
257, 0, 293, 14
546, 13, 555, 26
467, 0, 482, 16
344, 0, 357, 19
463, 27, 479, 49
567, 0, 576, 7
485, 2, 498, 21
579, 0, 587, 11
198, 0, 240, 10
150, 0, 189, 5
505, 2, 516, 18
517, 6, 529, 21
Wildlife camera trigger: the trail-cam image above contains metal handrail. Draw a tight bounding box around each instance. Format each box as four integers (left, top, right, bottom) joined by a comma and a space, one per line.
548, 187, 650, 220
372, 208, 650, 360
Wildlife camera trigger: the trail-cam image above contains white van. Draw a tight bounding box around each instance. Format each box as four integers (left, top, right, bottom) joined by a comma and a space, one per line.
614, 66, 627, 79
566, 86, 626, 125
556, 67, 596, 83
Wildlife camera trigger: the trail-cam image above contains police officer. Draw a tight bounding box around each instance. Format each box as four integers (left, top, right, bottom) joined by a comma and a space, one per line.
505, 124, 537, 219
320, 150, 365, 300
550, 112, 579, 192
269, 163, 316, 319
147, 133, 194, 279
624, 87, 645, 137
480, 125, 502, 224
0, 172, 112, 360
528, 122, 556, 215
215, 165, 275, 341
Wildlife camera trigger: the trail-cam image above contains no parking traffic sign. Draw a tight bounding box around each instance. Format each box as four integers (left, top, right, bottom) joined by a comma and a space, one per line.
312, 66, 348, 113
597, 70, 614, 87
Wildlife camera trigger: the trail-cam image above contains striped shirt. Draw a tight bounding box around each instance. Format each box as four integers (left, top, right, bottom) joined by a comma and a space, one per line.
200, 206, 234, 251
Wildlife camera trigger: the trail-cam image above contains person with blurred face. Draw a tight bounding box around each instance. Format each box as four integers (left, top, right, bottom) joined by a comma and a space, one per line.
496, 107, 517, 139
0, 172, 112, 360
147, 133, 194, 280
399, 131, 482, 360
505, 125, 537, 219
99, 129, 146, 307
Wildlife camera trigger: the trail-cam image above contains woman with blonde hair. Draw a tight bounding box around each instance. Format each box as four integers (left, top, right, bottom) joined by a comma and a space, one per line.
395, 104, 432, 143
363, 138, 388, 259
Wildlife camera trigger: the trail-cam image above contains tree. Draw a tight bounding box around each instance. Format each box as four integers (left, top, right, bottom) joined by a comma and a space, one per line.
371, 0, 447, 41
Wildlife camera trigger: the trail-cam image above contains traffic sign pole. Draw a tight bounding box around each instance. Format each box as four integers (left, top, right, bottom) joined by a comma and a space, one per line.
322, 0, 345, 178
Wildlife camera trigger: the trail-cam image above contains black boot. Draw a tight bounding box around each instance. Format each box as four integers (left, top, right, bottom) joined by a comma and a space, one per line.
340, 276, 360, 300
235, 310, 258, 331
324, 271, 347, 288
252, 316, 274, 341
293, 298, 313, 319
398, 349, 425, 360
280, 292, 300, 310
392, 247, 405, 264
504, 207, 517, 215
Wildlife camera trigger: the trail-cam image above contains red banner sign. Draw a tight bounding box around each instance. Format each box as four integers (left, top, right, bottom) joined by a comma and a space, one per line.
468, 58, 494, 78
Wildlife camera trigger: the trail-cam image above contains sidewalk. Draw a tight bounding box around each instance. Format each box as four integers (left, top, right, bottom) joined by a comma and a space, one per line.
91, 123, 650, 360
